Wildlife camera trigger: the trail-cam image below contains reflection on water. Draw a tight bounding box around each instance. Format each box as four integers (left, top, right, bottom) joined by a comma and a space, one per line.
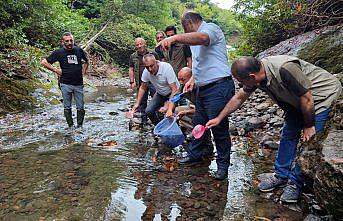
0, 85, 304, 220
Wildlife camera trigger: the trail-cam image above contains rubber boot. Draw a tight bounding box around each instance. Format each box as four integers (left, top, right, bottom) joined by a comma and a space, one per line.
77, 109, 85, 128
64, 109, 74, 128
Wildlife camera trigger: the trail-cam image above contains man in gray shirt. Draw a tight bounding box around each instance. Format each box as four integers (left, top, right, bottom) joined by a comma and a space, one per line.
132, 54, 180, 125
158, 11, 235, 180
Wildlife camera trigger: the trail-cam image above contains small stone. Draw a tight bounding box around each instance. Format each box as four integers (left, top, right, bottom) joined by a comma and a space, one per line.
304, 214, 323, 221
256, 103, 270, 111
246, 117, 266, 130
263, 140, 279, 149
194, 202, 201, 209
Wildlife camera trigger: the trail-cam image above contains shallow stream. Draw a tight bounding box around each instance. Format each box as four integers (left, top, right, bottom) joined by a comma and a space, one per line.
0, 85, 304, 220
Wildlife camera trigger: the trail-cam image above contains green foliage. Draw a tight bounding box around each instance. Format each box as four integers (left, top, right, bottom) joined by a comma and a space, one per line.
95, 14, 157, 65
64, 0, 105, 18
0, 0, 89, 48
234, 0, 342, 55
298, 26, 343, 76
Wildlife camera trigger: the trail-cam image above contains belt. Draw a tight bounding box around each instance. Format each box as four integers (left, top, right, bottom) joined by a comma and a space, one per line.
198, 76, 232, 91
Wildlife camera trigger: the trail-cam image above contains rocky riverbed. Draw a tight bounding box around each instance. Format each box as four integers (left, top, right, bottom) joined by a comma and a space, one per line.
1, 74, 340, 220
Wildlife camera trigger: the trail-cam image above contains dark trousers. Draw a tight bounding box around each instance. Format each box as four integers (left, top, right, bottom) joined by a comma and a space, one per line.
145, 92, 170, 125
188, 78, 235, 170
138, 82, 156, 113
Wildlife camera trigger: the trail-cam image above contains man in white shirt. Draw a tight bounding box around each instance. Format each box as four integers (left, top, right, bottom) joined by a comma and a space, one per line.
132, 54, 180, 125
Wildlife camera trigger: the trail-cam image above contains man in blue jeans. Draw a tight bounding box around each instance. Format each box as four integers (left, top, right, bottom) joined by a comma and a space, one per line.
41, 32, 89, 128
207, 56, 342, 202
158, 11, 235, 180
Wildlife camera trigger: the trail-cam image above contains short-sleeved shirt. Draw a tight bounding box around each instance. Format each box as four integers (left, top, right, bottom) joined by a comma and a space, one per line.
47, 46, 88, 85
191, 21, 231, 86
141, 62, 180, 96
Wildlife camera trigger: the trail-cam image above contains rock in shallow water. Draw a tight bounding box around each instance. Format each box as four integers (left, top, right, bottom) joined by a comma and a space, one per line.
245, 117, 266, 130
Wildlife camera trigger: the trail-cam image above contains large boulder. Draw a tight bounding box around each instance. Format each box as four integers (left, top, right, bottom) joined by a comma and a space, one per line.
298, 101, 343, 219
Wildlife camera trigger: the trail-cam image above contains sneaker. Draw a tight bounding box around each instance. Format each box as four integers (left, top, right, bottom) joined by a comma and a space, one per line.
214, 169, 228, 180
258, 174, 288, 192
280, 183, 300, 203
178, 155, 202, 166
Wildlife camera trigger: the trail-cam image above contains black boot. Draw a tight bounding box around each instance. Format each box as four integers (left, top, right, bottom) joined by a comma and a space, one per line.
64, 109, 74, 128
77, 109, 85, 128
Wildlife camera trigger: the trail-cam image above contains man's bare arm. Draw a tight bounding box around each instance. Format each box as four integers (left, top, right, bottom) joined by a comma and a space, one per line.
165, 82, 179, 117
157, 32, 210, 51
186, 57, 192, 69
132, 82, 148, 112
82, 61, 89, 75
41, 58, 61, 77
129, 67, 136, 90
206, 89, 251, 128
299, 90, 316, 141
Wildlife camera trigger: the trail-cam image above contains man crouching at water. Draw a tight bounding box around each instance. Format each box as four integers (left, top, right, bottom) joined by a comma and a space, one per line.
132, 54, 180, 125
41, 32, 89, 128
207, 55, 342, 202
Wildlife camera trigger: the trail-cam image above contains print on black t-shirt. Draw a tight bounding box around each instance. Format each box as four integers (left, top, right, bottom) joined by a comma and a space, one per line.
67, 55, 79, 65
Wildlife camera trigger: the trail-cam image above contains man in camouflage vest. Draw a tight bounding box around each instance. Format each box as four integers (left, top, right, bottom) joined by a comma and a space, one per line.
206, 55, 342, 203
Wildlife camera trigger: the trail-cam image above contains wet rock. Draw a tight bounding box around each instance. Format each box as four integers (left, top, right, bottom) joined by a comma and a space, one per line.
118, 107, 129, 112
245, 117, 266, 130
95, 93, 108, 102
269, 116, 284, 127
264, 140, 279, 149
261, 114, 271, 122
267, 107, 278, 114
109, 111, 118, 116
256, 103, 270, 111
304, 214, 324, 221
229, 126, 238, 136
299, 128, 343, 219
194, 202, 201, 209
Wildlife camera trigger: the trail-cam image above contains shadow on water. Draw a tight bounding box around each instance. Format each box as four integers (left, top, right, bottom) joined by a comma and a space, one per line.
0, 85, 304, 220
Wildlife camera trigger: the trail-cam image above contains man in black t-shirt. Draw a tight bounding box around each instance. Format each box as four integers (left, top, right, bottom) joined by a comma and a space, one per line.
41, 32, 89, 128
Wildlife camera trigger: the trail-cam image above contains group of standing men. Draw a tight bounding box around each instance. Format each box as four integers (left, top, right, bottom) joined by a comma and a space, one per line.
41, 10, 341, 204
129, 10, 342, 204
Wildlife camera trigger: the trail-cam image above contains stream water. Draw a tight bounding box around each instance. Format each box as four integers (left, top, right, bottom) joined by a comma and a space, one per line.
0, 85, 305, 220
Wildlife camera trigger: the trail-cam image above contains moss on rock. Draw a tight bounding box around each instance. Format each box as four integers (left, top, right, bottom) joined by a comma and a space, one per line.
298, 26, 343, 76
0, 77, 36, 112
